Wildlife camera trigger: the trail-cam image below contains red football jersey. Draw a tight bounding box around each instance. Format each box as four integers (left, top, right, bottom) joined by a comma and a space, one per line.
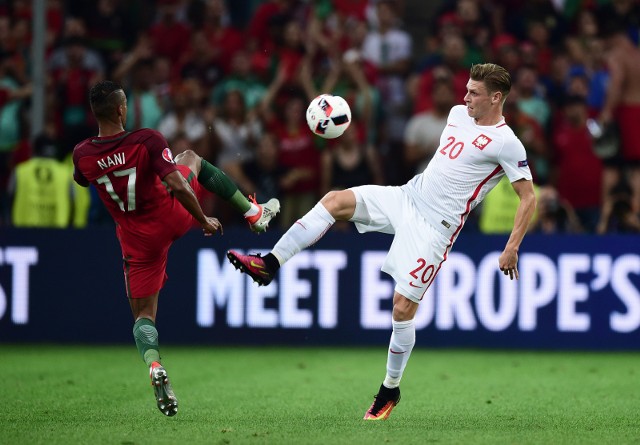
72, 129, 181, 231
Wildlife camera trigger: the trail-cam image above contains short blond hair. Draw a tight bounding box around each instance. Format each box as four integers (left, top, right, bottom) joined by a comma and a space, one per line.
470, 63, 511, 100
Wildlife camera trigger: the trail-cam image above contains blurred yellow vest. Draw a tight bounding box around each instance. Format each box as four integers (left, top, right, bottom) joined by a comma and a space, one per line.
479, 177, 539, 234
12, 157, 72, 227
64, 153, 91, 228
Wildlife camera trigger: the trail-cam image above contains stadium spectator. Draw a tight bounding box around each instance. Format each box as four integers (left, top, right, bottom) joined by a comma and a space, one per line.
563, 10, 610, 117
513, 65, 550, 129
404, 78, 455, 176
260, 64, 321, 228
10, 0, 64, 52
596, 16, 640, 231
206, 88, 263, 225
157, 79, 208, 156
210, 88, 262, 175
597, 0, 640, 45
210, 49, 267, 112
10, 131, 73, 228
479, 177, 539, 234
530, 185, 583, 234
510, 0, 566, 45
151, 55, 174, 111
0, 49, 31, 224
443, 0, 490, 66
572, 7, 599, 42
200, 0, 245, 75
4, 16, 30, 82
0, 14, 10, 54
562, 70, 588, 105
178, 30, 224, 96
599, 180, 640, 233
146, 0, 192, 66
412, 34, 468, 114
48, 36, 105, 155
112, 44, 164, 131
361, 0, 412, 184
550, 95, 603, 232
273, 92, 320, 228
490, 33, 521, 77
274, 19, 307, 87
79, 0, 135, 75
503, 91, 548, 184
540, 49, 571, 110
321, 121, 383, 196
581, 37, 609, 116
523, 19, 554, 76
246, 0, 303, 54
234, 132, 290, 204
306, 13, 378, 127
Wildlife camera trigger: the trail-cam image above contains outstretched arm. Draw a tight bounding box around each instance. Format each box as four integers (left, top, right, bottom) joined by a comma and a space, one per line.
499, 178, 537, 280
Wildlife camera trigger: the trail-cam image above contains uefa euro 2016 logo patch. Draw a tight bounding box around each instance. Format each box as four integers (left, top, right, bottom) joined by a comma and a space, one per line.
162, 148, 175, 164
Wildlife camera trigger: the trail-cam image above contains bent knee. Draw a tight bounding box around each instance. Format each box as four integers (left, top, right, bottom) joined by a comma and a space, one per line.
174, 149, 200, 164
174, 149, 201, 174
392, 294, 418, 321
320, 190, 356, 220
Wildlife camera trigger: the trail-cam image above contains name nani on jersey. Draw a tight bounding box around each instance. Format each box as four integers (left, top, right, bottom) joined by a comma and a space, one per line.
97, 152, 126, 170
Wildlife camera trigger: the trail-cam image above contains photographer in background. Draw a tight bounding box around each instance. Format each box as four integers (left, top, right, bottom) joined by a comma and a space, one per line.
530, 185, 582, 234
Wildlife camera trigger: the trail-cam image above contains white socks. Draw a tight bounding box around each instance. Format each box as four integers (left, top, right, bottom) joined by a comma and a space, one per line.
271, 203, 335, 265
383, 319, 416, 388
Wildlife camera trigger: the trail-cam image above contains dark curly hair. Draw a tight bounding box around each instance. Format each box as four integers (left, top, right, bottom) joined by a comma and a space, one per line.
89, 80, 125, 119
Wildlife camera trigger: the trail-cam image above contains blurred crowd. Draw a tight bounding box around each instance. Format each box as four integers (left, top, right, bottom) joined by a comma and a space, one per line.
2, 0, 640, 234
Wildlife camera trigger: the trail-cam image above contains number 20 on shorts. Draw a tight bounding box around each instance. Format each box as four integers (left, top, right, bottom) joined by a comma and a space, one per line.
409, 258, 435, 298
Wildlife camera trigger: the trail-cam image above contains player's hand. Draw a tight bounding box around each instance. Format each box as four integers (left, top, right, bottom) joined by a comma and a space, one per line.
498, 248, 519, 280
201, 217, 222, 236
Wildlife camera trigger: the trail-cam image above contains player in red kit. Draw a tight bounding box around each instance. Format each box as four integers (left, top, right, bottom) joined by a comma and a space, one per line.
73, 80, 280, 416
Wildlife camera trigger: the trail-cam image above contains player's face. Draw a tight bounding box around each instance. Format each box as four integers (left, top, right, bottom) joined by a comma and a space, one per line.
464, 79, 493, 121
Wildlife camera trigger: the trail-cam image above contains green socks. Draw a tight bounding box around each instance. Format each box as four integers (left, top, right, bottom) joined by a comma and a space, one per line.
133, 318, 161, 366
198, 159, 251, 213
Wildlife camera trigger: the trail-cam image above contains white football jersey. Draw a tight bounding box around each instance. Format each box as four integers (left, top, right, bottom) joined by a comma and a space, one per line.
402, 104, 532, 241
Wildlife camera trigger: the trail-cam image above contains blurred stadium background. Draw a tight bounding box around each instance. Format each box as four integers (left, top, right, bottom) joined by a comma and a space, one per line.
2, 0, 640, 443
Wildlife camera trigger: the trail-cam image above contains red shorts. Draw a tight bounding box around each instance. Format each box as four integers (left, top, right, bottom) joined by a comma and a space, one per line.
120, 165, 204, 298
617, 105, 640, 161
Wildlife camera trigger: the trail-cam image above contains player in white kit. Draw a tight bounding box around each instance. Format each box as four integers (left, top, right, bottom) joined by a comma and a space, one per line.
227, 63, 537, 420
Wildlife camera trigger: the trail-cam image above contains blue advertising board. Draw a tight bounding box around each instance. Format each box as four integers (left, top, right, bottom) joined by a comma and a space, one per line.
1, 227, 639, 349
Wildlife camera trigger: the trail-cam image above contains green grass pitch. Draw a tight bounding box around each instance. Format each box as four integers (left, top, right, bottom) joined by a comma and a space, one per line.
2, 345, 639, 445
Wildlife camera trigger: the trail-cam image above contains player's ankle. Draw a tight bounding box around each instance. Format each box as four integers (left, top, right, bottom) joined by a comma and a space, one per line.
263, 253, 280, 274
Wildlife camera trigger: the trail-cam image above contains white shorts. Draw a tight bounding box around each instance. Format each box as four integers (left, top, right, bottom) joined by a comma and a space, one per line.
350, 185, 451, 303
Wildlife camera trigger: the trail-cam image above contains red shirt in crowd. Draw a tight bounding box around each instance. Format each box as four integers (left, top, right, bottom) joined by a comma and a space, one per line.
147, 20, 192, 65
552, 122, 602, 210
271, 123, 320, 194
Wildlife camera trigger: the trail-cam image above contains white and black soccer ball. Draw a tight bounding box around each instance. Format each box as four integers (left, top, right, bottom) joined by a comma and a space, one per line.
305, 94, 351, 139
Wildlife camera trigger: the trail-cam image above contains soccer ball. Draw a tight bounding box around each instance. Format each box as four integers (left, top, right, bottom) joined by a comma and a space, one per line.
306, 94, 351, 139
